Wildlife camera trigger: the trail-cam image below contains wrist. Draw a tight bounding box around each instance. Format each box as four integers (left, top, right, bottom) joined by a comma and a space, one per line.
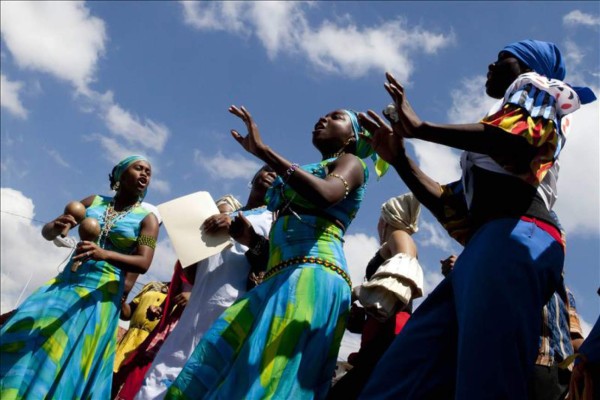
257, 145, 272, 162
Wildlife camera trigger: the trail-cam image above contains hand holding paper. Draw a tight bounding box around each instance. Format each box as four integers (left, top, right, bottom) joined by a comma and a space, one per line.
157, 192, 232, 268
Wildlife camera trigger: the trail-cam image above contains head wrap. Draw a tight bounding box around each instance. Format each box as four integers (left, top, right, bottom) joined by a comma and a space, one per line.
503, 40, 596, 104
111, 155, 150, 200
343, 110, 390, 178
216, 194, 242, 212
380, 192, 421, 234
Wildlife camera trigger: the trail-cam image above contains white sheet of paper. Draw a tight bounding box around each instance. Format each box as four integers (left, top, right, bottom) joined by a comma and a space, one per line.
157, 191, 232, 268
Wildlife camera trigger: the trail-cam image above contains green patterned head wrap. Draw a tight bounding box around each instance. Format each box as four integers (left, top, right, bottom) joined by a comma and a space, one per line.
343, 110, 389, 178
110, 155, 150, 199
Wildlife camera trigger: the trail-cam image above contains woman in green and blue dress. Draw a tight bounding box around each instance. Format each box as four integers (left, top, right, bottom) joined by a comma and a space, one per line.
166, 107, 387, 399
0, 155, 159, 399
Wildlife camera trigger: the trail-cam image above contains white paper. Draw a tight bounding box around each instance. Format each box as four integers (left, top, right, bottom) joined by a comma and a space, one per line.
157, 191, 232, 268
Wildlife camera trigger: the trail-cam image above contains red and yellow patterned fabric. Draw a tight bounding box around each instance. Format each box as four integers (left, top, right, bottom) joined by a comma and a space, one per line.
481, 72, 581, 185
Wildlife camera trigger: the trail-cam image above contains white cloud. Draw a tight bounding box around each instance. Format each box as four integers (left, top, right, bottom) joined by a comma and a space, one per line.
417, 219, 456, 254
85, 133, 142, 163
0, 188, 74, 313
0, 1, 106, 91
408, 140, 462, 184
194, 150, 263, 181
343, 232, 380, 286
0, 74, 28, 119
181, 2, 454, 81
554, 97, 600, 235
563, 40, 586, 74
1, 3, 171, 164
103, 103, 170, 152
181, 1, 249, 34
447, 76, 498, 124
45, 148, 70, 168
150, 179, 171, 195
250, 2, 307, 58
563, 10, 600, 28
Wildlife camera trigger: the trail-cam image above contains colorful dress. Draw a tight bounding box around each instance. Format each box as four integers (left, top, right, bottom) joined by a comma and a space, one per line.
135, 208, 273, 400
113, 282, 168, 372
0, 195, 151, 400
166, 158, 368, 399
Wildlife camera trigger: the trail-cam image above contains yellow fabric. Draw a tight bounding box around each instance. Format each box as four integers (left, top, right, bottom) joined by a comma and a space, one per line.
113, 288, 166, 372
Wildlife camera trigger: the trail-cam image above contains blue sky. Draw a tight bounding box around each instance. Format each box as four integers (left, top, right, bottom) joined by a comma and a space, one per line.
1, 2, 599, 345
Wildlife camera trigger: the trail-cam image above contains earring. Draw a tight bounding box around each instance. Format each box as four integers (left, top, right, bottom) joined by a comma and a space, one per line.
113, 181, 120, 191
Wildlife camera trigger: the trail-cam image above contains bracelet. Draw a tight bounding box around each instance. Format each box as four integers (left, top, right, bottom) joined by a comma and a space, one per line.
283, 163, 300, 181
328, 173, 350, 198
137, 234, 157, 249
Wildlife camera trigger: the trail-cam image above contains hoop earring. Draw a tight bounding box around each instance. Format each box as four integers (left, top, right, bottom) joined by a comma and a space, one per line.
112, 181, 120, 191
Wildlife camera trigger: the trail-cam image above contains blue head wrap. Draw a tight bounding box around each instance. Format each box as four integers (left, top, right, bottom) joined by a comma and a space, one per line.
111, 155, 150, 199
503, 40, 596, 104
343, 110, 389, 178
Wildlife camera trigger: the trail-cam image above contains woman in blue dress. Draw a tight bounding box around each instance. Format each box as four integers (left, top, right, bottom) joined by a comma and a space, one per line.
166, 107, 387, 399
0, 155, 159, 399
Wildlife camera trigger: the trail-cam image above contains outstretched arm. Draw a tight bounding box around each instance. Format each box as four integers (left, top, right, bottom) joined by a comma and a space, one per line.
358, 111, 444, 217
384, 72, 536, 173
229, 106, 365, 208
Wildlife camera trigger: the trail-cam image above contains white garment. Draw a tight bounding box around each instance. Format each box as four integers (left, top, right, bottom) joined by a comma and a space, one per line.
356, 253, 424, 322
135, 209, 272, 400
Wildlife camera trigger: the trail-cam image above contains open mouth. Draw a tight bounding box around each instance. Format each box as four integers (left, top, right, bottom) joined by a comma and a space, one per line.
137, 178, 148, 188
313, 121, 326, 133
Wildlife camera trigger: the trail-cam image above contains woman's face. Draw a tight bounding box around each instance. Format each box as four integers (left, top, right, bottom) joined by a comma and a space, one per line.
485, 51, 529, 99
312, 109, 355, 151
251, 167, 277, 193
120, 160, 152, 196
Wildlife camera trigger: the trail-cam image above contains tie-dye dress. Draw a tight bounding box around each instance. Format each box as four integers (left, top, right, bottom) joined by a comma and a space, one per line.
166, 158, 368, 399
0, 195, 151, 400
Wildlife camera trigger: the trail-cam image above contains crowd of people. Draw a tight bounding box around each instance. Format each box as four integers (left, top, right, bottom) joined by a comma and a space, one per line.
0, 39, 598, 400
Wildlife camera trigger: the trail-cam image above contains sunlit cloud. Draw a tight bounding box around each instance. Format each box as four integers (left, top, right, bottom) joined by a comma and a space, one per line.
0, 74, 28, 119
194, 150, 263, 181
181, 2, 454, 81
563, 10, 600, 28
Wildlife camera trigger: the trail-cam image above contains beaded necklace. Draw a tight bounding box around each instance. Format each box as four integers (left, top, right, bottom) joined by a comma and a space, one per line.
98, 199, 140, 248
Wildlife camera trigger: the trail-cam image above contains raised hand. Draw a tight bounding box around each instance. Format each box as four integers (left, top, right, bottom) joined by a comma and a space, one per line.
358, 111, 406, 165
229, 212, 256, 247
229, 105, 268, 160
384, 72, 423, 138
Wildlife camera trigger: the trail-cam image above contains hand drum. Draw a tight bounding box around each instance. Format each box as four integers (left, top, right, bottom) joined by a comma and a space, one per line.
78, 217, 101, 241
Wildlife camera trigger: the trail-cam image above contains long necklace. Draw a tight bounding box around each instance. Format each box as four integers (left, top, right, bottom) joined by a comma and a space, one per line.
98, 200, 140, 248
